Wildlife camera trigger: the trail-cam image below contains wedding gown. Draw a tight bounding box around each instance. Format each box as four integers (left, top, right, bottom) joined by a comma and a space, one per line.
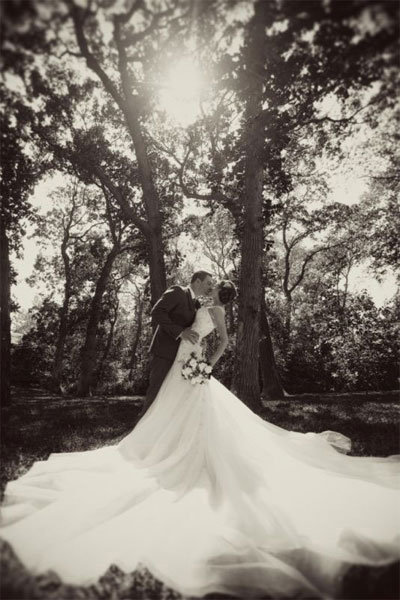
1, 306, 399, 599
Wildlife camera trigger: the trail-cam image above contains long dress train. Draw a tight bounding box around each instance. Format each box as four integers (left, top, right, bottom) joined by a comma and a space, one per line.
1, 307, 399, 599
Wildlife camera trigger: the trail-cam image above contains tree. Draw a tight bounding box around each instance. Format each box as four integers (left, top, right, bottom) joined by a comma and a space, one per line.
259, 291, 285, 400
237, 0, 399, 404
11, 298, 60, 387
358, 107, 400, 277
161, 0, 398, 406
184, 209, 239, 333
282, 260, 399, 393
29, 180, 108, 392
26, 176, 144, 396
274, 194, 358, 348
185, 210, 239, 279
1, 0, 199, 307
95, 285, 120, 383
0, 89, 41, 405
229, 1, 268, 409
65, 0, 210, 304
77, 187, 140, 396
128, 279, 149, 381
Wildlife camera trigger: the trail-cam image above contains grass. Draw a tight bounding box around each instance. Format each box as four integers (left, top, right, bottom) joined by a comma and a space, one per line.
1, 386, 399, 600
260, 398, 400, 457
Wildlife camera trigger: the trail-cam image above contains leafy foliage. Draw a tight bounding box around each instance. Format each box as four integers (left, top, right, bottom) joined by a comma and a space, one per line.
0, 86, 42, 259
268, 266, 399, 393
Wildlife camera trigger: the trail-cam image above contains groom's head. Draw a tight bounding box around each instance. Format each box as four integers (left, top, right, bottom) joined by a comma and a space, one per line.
191, 270, 214, 297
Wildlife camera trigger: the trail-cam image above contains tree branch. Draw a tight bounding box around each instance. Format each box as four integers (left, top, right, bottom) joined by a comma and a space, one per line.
121, 4, 178, 47
69, 222, 103, 242
114, 0, 144, 25
299, 102, 375, 128
102, 185, 118, 245
288, 241, 344, 293
92, 166, 149, 236
67, 0, 125, 111
113, 14, 131, 101
148, 134, 183, 167
282, 221, 291, 297
287, 228, 312, 251
150, 134, 241, 220
178, 145, 241, 217
282, 217, 289, 252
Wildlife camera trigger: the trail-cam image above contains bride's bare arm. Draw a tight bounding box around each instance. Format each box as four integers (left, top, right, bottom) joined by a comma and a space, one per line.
208, 307, 229, 367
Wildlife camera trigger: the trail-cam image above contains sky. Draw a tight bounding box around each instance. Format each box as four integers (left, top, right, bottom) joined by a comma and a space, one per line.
13, 176, 62, 310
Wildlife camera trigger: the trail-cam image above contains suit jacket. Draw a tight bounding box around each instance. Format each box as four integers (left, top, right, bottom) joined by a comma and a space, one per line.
148, 286, 201, 360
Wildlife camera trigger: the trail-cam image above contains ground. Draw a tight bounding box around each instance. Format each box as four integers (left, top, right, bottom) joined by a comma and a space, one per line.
1, 386, 399, 600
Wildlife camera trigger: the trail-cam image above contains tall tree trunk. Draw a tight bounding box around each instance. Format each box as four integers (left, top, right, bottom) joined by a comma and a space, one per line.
283, 293, 292, 353
147, 229, 166, 305
227, 302, 235, 336
233, 1, 266, 412
51, 293, 70, 393
70, 7, 168, 306
77, 248, 119, 396
126, 109, 166, 304
259, 293, 285, 400
96, 300, 119, 382
128, 293, 144, 381
51, 239, 72, 393
0, 213, 11, 406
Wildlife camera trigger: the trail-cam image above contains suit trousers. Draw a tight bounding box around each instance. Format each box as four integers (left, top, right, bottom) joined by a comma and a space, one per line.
141, 355, 174, 417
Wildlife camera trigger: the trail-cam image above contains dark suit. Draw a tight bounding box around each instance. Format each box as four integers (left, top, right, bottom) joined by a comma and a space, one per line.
141, 286, 200, 415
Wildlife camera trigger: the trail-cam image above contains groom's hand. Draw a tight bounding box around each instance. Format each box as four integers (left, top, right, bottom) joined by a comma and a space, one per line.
180, 328, 200, 344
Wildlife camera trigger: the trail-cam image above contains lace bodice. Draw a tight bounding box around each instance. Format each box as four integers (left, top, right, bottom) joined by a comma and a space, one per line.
175, 306, 216, 362
191, 306, 216, 340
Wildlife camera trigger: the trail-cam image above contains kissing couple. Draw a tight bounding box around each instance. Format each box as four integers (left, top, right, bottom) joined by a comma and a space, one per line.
143, 270, 234, 415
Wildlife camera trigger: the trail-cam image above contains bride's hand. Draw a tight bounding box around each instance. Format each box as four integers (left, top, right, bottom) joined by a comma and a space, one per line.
181, 328, 200, 344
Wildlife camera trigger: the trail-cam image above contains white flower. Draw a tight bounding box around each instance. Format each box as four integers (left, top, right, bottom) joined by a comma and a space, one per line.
204, 365, 212, 374
189, 359, 197, 368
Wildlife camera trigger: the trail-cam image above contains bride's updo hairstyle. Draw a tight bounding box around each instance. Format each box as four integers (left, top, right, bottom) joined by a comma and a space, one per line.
218, 280, 237, 305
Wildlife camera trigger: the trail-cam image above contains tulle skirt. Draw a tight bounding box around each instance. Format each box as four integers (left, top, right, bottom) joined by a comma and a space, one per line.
1, 360, 399, 598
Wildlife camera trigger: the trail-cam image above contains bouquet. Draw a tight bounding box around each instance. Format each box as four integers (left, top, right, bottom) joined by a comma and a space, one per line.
181, 352, 212, 385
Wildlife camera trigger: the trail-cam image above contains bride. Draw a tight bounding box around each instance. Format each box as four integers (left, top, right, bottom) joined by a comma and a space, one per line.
1, 280, 399, 599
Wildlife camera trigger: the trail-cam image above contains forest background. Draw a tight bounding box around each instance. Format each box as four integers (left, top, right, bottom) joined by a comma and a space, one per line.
1, 0, 399, 411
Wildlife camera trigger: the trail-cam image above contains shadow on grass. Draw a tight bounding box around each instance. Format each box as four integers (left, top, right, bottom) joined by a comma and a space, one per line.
261, 401, 400, 457
0, 399, 140, 500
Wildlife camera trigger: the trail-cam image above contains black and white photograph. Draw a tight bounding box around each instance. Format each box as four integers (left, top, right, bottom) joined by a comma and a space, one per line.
1, 0, 399, 598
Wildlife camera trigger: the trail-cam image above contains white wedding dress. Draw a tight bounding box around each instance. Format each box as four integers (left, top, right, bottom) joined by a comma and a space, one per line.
1, 307, 399, 599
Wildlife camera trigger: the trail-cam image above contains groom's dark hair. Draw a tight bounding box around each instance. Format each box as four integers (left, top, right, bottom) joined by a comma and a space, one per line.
191, 270, 212, 283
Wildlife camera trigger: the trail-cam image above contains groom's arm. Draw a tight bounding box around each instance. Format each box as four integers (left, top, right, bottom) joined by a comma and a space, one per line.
151, 287, 185, 340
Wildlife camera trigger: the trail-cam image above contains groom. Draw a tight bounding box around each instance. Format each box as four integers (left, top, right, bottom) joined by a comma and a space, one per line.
141, 270, 214, 416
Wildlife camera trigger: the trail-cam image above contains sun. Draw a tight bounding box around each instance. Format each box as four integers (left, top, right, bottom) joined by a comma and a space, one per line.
158, 57, 206, 126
